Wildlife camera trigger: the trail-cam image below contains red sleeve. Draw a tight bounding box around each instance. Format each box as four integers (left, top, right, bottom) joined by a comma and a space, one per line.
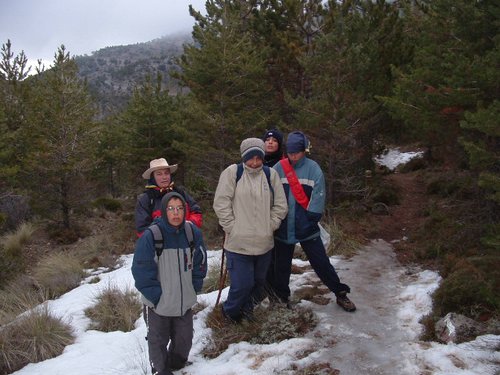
185, 204, 203, 228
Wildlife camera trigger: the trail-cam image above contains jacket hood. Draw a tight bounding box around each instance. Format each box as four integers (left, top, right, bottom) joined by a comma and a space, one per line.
160, 191, 186, 228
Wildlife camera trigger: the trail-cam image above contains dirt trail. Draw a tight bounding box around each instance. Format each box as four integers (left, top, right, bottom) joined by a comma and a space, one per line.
374, 171, 428, 244
291, 239, 433, 374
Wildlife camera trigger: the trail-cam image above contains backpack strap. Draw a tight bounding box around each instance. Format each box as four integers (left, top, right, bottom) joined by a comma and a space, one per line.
184, 221, 195, 252
148, 224, 164, 257
236, 163, 244, 184
149, 222, 195, 259
236, 163, 274, 201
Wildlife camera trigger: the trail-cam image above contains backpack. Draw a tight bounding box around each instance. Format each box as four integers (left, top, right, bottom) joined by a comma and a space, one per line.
236, 163, 274, 199
148, 221, 195, 257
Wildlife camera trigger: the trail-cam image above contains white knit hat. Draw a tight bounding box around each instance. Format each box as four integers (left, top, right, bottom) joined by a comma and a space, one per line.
240, 138, 265, 162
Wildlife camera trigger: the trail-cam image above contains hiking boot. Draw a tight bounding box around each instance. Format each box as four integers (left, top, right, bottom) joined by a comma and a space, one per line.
336, 291, 356, 312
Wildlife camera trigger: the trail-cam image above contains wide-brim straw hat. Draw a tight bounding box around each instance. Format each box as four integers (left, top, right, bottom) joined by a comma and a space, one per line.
142, 158, 178, 179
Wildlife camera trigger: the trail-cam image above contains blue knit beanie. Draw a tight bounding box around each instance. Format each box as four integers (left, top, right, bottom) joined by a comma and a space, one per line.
240, 138, 265, 162
263, 128, 283, 148
286, 131, 308, 153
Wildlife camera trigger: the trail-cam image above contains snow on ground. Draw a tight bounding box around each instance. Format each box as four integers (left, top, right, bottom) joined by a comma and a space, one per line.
11, 243, 500, 375
374, 147, 425, 171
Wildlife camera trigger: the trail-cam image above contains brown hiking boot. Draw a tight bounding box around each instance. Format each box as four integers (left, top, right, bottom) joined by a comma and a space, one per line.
336, 291, 356, 312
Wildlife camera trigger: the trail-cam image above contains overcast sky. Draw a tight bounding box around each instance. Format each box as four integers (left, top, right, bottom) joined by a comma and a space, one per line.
0, 0, 207, 66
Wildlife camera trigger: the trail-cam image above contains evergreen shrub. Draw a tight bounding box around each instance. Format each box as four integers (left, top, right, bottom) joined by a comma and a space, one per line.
433, 260, 499, 319
92, 197, 122, 212
370, 184, 400, 206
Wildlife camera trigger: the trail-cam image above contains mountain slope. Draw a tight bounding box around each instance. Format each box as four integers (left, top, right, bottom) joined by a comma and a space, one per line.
74, 33, 191, 115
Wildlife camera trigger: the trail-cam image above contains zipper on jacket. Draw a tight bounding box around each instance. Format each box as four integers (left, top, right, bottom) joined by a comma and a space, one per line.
176, 232, 184, 316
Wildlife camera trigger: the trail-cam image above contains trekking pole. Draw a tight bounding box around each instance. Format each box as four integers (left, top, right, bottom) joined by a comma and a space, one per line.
215, 233, 227, 306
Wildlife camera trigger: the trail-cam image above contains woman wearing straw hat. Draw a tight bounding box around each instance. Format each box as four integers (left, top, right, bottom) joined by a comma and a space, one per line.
135, 158, 203, 237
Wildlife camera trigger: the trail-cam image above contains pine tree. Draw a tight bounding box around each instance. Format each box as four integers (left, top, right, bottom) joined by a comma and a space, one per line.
176, 0, 275, 183
251, 0, 328, 123
0, 40, 32, 189
381, 0, 499, 251
23, 46, 97, 229
119, 73, 189, 185
288, 0, 409, 204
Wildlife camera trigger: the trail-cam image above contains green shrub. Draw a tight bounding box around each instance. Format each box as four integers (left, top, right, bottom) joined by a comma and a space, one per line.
370, 184, 400, 206
202, 304, 317, 358
0, 305, 74, 374
433, 260, 499, 319
426, 173, 474, 199
84, 286, 141, 332
0, 212, 6, 230
46, 225, 81, 244
200, 209, 225, 249
32, 253, 85, 298
92, 197, 122, 212
252, 305, 317, 344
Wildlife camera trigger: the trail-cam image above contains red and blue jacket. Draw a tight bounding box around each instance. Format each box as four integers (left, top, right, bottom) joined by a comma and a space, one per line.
273, 156, 325, 244
135, 185, 202, 237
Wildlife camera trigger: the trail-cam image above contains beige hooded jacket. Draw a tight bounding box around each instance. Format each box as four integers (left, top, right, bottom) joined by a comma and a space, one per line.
213, 163, 287, 255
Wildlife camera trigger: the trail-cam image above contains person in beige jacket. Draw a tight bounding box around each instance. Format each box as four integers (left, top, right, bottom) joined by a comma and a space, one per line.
213, 137, 287, 322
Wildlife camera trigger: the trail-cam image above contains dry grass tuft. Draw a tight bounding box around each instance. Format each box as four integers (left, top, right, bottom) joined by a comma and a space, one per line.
0, 304, 74, 374
202, 260, 230, 294
84, 285, 141, 332
291, 219, 359, 261
32, 252, 85, 298
290, 362, 340, 374
73, 234, 117, 270
324, 219, 360, 257
294, 285, 331, 305
0, 276, 47, 326
0, 222, 36, 286
192, 301, 208, 315
1, 222, 36, 253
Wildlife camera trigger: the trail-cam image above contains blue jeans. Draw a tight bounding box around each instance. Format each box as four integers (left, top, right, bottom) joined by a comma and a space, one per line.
223, 250, 272, 320
267, 237, 350, 302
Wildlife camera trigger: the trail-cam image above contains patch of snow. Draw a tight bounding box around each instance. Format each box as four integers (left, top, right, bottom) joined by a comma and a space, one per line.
374, 148, 425, 171
10, 246, 500, 375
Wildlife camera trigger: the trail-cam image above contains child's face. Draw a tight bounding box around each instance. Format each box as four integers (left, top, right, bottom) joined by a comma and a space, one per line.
265, 136, 279, 154
166, 197, 185, 227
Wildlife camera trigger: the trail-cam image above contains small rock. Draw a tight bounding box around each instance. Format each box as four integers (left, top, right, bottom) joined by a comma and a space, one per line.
435, 312, 487, 344
371, 202, 389, 215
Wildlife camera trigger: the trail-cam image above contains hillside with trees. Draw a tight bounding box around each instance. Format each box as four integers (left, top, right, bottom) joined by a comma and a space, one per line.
0, 0, 498, 372
75, 33, 190, 115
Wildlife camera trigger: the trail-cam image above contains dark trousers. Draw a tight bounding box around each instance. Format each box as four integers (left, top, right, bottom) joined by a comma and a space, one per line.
223, 250, 272, 320
267, 236, 350, 302
144, 306, 193, 375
